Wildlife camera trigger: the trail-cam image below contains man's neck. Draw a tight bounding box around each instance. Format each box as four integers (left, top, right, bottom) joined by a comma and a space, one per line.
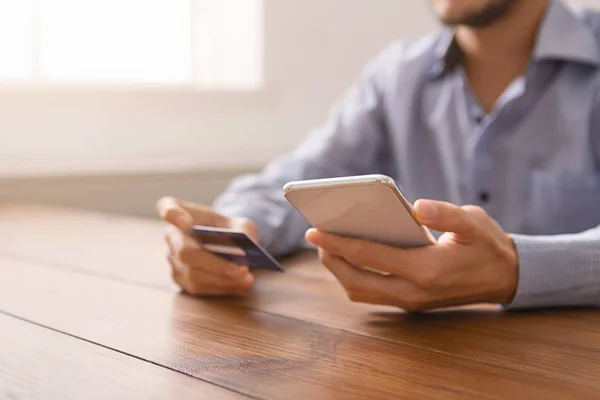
454, 0, 551, 112
455, 0, 550, 68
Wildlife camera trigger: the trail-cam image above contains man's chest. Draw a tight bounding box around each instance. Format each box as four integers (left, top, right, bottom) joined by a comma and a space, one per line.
384, 64, 600, 235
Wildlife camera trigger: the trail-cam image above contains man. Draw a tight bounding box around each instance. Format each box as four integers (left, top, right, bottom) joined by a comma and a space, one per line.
158, 0, 600, 310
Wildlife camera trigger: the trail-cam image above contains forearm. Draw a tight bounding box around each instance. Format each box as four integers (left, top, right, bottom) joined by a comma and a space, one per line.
508, 226, 600, 309
213, 124, 386, 256
212, 170, 310, 256
212, 44, 403, 256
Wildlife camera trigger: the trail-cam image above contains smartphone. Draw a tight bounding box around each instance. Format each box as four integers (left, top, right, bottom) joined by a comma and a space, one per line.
283, 174, 434, 248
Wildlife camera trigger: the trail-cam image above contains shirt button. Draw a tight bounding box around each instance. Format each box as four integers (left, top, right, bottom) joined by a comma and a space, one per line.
478, 191, 490, 203
470, 107, 484, 124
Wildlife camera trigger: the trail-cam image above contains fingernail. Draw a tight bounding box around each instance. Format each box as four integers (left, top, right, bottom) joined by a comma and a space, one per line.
305, 228, 318, 242
417, 201, 438, 223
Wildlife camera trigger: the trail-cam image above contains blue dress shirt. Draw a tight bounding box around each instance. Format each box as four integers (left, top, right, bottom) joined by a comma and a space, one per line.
213, 0, 600, 309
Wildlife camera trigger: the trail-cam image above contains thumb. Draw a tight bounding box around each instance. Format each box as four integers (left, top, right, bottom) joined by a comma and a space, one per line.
414, 199, 479, 240
227, 217, 260, 242
156, 196, 193, 232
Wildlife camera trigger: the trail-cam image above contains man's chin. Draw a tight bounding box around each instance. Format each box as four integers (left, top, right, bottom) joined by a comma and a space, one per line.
438, 16, 496, 28
438, 13, 508, 28
436, 0, 517, 28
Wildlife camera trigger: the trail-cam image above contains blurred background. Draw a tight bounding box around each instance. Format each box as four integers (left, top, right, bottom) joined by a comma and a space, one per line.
1, 0, 598, 217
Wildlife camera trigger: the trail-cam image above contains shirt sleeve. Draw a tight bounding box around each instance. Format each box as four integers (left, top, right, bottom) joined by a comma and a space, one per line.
508, 229, 600, 309
507, 92, 600, 310
212, 44, 400, 256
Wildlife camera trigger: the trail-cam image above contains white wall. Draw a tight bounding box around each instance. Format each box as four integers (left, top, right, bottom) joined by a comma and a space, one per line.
0, 0, 438, 177
4, 0, 600, 216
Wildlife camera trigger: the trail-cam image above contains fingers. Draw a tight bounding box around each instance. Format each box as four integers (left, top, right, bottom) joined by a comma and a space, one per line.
414, 200, 483, 241
169, 256, 254, 296
165, 226, 246, 277
226, 217, 260, 243
156, 196, 228, 231
156, 197, 194, 231
461, 204, 507, 239
306, 229, 435, 282
307, 229, 465, 294
318, 249, 428, 311
157, 197, 260, 297
165, 225, 254, 296
319, 249, 391, 304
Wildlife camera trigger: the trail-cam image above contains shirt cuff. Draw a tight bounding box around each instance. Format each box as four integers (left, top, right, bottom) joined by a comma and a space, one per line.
507, 234, 600, 310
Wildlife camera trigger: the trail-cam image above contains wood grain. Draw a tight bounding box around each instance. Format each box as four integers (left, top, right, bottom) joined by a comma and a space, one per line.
0, 313, 247, 400
0, 204, 328, 287
2, 255, 595, 400
0, 203, 172, 288
2, 204, 600, 399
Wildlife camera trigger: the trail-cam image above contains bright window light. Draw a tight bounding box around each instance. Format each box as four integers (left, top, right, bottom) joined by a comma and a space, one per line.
0, 0, 263, 89
39, 0, 193, 84
0, 1, 35, 78
194, 0, 263, 89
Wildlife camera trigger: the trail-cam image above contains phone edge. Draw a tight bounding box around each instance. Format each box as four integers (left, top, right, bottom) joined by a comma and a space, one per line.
283, 174, 392, 194
283, 176, 435, 246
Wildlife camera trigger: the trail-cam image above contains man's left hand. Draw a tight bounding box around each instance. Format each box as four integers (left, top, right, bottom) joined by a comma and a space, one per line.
305, 199, 519, 312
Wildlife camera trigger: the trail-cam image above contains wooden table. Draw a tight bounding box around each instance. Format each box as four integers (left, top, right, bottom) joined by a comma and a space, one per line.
1, 203, 599, 399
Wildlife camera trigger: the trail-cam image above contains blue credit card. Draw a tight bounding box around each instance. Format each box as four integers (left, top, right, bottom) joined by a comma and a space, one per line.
189, 226, 284, 272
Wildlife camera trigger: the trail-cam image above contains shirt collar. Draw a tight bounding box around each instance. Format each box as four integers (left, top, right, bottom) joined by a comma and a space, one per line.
534, 0, 600, 65
427, 29, 460, 79
427, 0, 600, 80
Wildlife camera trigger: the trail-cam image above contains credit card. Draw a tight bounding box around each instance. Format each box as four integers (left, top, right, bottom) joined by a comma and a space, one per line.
189, 226, 284, 272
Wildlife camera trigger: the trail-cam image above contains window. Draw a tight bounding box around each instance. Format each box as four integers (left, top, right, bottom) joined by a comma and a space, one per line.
0, 0, 263, 89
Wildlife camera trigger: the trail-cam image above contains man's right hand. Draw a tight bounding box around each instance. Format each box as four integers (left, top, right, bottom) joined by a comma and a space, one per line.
156, 196, 258, 296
